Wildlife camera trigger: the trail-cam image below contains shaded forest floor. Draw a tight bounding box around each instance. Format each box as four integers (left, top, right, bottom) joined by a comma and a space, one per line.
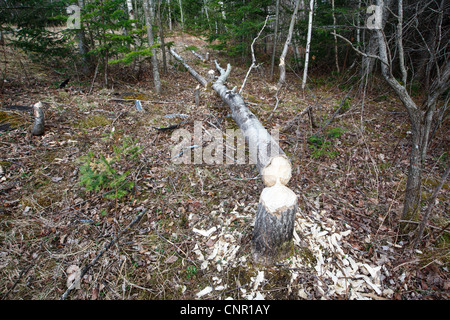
0, 33, 449, 300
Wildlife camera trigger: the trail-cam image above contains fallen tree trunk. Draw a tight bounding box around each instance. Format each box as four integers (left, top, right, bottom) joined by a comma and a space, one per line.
169, 49, 298, 265
169, 48, 208, 87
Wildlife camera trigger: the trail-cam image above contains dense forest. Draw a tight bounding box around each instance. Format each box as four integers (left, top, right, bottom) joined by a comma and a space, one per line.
0, 0, 448, 301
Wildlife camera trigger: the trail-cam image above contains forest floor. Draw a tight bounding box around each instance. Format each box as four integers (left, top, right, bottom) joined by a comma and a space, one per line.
0, 32, 449, 301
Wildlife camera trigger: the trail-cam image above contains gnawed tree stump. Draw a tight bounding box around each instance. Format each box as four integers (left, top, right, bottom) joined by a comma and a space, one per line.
212, 60, 298, 265
31, 101, 45, 136
253, 181, 297, 265
169, 49, 298, 265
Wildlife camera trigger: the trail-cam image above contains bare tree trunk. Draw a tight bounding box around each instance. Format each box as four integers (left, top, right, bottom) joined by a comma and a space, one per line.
126, 0, 137, 29
332, 0, 339, 73
170, 49, 298, 265
157, 0, 167, 73
167, 0, 172, 31
77, 0, 90, 74
144, 0, 161, 94
277, 0, 301, 88
169, 48, 208, 87
397, 0, 406, 85
203, 0, 211, 30
270, 0, 280, 81
177, 0, 184, 30
212, 61, 297, 265
374, 0, 450, 236
301, 0, 314, 90
360, 0, 392, 80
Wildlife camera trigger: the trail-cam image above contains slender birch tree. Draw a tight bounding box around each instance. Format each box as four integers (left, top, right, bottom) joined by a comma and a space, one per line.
277, 0, 301, 88
332, 0, 339, 73
301, 0, 314, 91
177, 0, 184, 30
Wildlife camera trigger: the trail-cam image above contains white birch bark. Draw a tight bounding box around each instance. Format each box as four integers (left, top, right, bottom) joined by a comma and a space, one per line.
177, 0, 184, 30
301, 0, 314, 90
126, 0, 136, 29
277, 0, 301, 88
332, 0, 339, 73
397, 0, 407, 85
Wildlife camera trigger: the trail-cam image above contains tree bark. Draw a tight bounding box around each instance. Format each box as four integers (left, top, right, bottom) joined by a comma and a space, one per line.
144, 0, 161, 94
169, 48, 208, 87
277, 0, 301, 88
177, 0, 184, 30
169, 49, 298, 264
332, 0, 339, 73
269, 0, 280, 81
31, 101, 45, 136
360, 0, 392, 80
157, 0, 167, 73
301, 0, 314, 90
252, 182, 297, 265
167, 0, 173, 31
373, 0, 450, 237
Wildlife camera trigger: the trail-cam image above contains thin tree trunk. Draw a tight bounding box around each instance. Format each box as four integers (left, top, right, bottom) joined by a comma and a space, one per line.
361, 0, 392, 80
397, 0, 406, 85
144, 0, 161, 94
77, 0, 90, 73
177, 0, 184, 30
415, 163, 450, 247
332, 0, 339, 73
167, 0, 172, 30
270, 0, 280, 80
126, 0, 137, 29
203, 0, 211, 30
277, 0, 301, 88
157, 0, 167, 73
169, 50, 298, 265
301, 0, 314, 90
356, 0, 361, 47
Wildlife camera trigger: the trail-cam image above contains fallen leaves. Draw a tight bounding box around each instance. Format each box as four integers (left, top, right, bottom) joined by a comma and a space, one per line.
66, 265, 81, 290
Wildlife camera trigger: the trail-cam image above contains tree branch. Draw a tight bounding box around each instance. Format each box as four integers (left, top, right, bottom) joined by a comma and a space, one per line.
331, 32, 390, 67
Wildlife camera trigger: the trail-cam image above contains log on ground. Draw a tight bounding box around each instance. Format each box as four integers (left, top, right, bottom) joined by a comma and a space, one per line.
169, 48, 298, 265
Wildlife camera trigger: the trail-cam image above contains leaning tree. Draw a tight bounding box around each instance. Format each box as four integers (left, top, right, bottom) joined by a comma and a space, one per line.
336, 0, 449, 239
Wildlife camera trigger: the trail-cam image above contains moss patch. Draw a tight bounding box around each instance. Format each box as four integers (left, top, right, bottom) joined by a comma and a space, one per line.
79, 114, 112, 128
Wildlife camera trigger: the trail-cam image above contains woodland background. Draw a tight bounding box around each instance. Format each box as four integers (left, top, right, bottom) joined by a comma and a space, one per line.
0, 0, 448, 300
